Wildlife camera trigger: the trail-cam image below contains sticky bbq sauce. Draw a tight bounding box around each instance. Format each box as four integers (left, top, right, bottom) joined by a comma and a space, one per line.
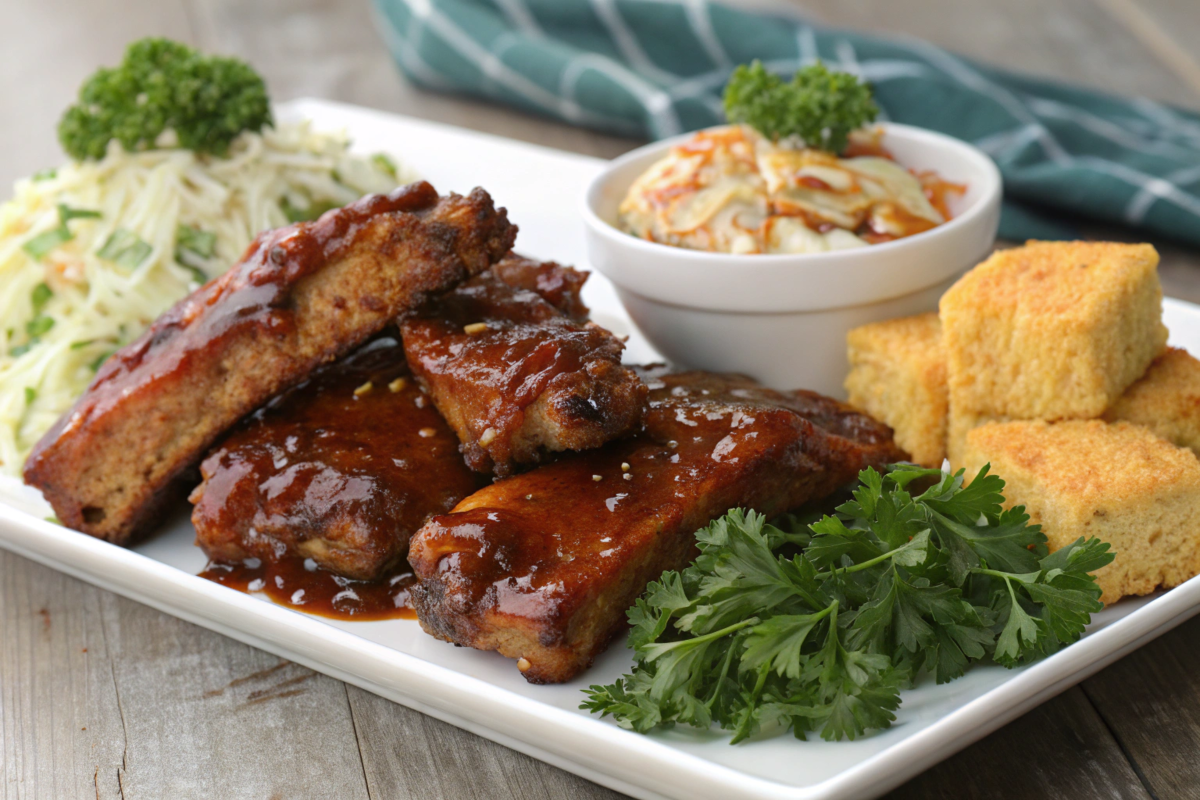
201, 557, 419, 621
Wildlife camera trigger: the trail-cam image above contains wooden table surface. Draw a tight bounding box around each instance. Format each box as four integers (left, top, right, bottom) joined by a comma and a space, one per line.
4, 1, 1200, 798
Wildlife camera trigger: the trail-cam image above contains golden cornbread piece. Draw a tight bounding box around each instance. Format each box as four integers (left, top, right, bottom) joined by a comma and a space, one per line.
948, 349, 1200, 465
940, 241, 1168, 421
947, 409, 1004, 467
961, 419, 1200, 605
845, 312, 947, 467
1105, 348, 1200, 456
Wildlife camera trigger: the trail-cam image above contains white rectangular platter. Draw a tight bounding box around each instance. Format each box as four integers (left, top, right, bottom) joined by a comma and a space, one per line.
3, 98, 1200, 800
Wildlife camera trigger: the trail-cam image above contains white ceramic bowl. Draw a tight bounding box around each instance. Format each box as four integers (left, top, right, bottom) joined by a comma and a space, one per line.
581, 123, 1002, 398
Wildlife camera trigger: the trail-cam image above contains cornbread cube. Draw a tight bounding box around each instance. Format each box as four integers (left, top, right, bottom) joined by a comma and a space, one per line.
948, 349, 1200, 465
940, 241, 1168, 421
845, 312, 948, 467
961, 419, 1200, 605
1105, 348, 1200, 456
946, 409, 1004, 468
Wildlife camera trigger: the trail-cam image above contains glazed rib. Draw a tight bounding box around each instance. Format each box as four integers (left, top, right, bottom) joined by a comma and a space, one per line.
190, 335, 478, 581
401, 257, 645, 476
25, 182, 516, 544
407, 368, 905, 683
191, 256, 594, 581
489, 253, 590, 324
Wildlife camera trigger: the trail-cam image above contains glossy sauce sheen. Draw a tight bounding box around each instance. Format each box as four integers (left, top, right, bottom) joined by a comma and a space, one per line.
201, 557, 419, 620
406, 275, 594, 411
417, 372, 887, 611
76, 184, 440, 426
401, 266, 643, 476
191, 335, 478, 581
21, 181, 502, 545
490, 254, 590, 324
408, 369, 905, 682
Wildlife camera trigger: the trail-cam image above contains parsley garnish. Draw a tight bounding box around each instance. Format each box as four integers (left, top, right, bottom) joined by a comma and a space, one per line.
582, 464, 1113, 742
58, 37, 271, 161
723, 60, 879, 154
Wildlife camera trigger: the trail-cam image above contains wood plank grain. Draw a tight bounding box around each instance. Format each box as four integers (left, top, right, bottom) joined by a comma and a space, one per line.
799, 0, 1200, 109
100, 596, 372, 800
1127, 0, 1200, 72
345, 686, 626, 799
0, 536, 1160, 800
0, 550, 373, 800
1081, 614, 1200, 800
186, 0, 641, 160
1090, 0, 1200, 98
0, 549, 125, 800
885, 687, 1153, 800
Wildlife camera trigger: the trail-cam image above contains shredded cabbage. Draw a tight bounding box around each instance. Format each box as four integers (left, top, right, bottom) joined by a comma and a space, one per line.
0, 120, 415, 474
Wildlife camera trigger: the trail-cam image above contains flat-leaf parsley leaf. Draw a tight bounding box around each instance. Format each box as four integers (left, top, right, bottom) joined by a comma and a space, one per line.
583, 464, 1113, 742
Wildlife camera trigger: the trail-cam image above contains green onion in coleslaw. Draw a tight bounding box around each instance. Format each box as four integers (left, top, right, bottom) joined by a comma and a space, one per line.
0, 120, 413, 474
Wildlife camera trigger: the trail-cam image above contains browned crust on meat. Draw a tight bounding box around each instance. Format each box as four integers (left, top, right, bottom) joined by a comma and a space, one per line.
490, 253, 590, 323
25, 182, 515, 544
408, 369, 904, 683
401, 263, 645, 477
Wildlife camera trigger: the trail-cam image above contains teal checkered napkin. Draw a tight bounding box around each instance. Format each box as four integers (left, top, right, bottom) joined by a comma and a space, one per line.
372, 0, 1200, 247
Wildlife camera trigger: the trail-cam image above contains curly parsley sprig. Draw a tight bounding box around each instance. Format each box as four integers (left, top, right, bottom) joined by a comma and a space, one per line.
722, 60, 879, 154
58, 38, 272, 161
582, 464, 1113, 743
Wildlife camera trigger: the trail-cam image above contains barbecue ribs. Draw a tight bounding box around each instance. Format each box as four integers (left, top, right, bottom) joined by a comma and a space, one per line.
188, 256, 593, 580
190, 335, 478, 580
407, 368, 905, 683
25, 182, 516, 544
401, 256, 645, 476
489, 253, 590, 324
